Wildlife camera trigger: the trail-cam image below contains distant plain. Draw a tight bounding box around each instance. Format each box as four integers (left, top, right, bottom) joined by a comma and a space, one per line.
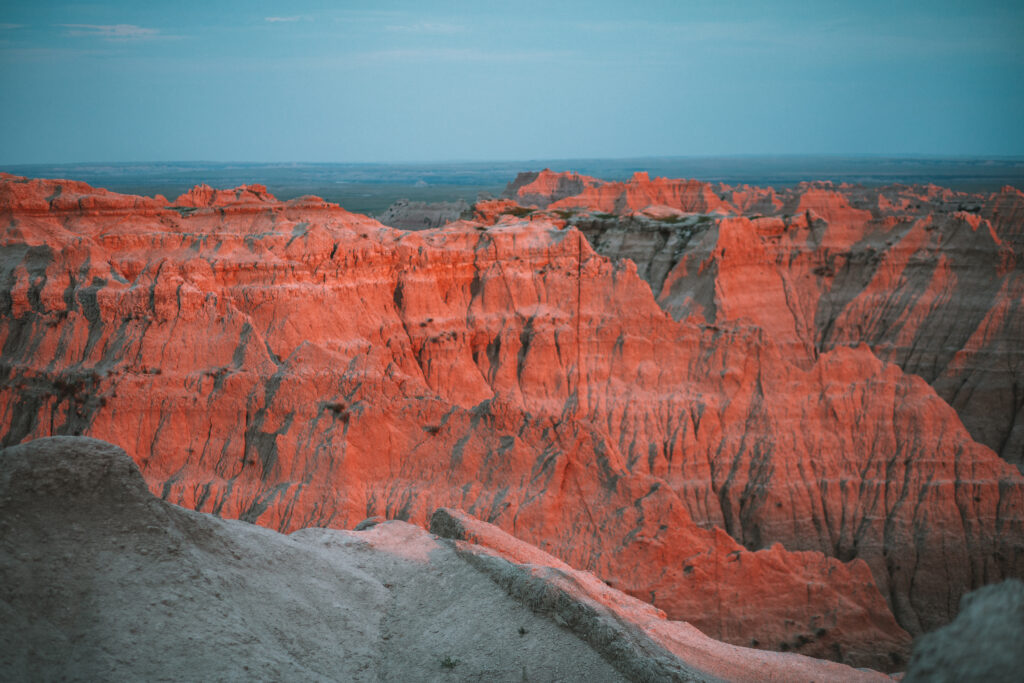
6, 156, 1023, 216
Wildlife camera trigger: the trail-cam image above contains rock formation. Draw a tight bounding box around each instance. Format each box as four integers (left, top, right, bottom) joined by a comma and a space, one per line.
497, 172, 1024, 469
2, 436, 905, 681
378, 198, 471, 230
903, 579, 1024, 682
2, 172, 1022, 670
504, 169, 604, 208
504, 169, 731, 215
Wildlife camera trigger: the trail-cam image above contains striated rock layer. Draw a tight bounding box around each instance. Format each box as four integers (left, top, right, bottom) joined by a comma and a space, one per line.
501, 171, 1024, 468
377, 198, 471, 231
2, 173, 1023, 668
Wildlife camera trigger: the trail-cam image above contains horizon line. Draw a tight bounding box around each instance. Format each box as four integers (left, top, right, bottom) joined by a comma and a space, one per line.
5, 153, 1024, 168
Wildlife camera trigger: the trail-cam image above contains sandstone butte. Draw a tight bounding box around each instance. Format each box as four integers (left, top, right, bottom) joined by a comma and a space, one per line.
2, 171, 1023, 671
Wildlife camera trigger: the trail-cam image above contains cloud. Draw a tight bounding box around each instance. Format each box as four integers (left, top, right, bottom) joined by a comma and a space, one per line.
0, 23, 24, 30
265, 16, 302, 23
0, 46, 115, 61
61, 24, 162, 41
358, 47, 567, 64
384, 22, 463, 34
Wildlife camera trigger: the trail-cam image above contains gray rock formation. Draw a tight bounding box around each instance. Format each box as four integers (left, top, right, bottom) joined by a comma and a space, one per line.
378, 198, 470, 230
903, 579, 1024, 682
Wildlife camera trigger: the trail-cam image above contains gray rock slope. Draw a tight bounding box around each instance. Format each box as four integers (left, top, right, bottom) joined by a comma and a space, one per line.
378, 199, 471, 230
1, 436, 891, 682
904, 579, 1024, 682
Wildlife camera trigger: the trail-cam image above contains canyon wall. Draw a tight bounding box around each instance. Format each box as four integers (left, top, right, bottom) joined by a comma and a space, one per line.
3, 173, 1023, 668
504, 170, 1024, 468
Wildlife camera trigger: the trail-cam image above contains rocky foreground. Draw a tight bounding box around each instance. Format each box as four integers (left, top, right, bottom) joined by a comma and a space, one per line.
1, 172, 1023, 670
4, 437, 1022, 682
1, 436, 895, 682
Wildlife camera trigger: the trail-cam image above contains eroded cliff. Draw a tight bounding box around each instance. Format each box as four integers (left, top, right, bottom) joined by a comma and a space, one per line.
499, 172, 1024, 469
2, 173, 1022, 668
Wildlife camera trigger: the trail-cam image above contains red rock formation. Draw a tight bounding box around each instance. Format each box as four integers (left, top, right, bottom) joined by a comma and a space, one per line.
504, 169, 734, 215
718, 183, 783, 215
173, 182, 276, 208
504, 169, 603, 207
503, 172, 1024, 468
3, 174, 1023, 669
473, 198, 526, 223
0, 172, 169, 215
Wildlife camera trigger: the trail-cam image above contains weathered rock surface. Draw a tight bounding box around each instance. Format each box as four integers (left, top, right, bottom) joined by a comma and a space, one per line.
903, 579, 1024, 682
497, 173, 1024, 469
1, 436, 617, 681
2, 173, 1022, 669
2, 436, 901, 682
378, 198, 471, 231
504, 169, 604, 208
504, 169, 730, 215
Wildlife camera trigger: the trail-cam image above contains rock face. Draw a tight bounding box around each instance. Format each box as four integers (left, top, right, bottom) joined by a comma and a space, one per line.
378, 199, 471, 231
497, 173, 1024, 469
504, 169, 604, 208
2, 173, 1023, 669
504, 169, 730, 215
903, 579, 1024, 683
0, 436, 615, 681
1, 436, 900, 682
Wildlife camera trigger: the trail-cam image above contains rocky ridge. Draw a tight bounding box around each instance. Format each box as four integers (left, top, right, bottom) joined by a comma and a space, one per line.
2, 173, 1023, 668
500, 170, 1024, 468
378, 198, 471, 231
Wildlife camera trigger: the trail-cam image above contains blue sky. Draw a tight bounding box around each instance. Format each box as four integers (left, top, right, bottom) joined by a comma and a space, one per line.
1, 1, 1022, 163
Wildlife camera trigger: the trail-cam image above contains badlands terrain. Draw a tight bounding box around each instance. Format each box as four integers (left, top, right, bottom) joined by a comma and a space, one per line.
1, 169, 1023, 675
1, 436, 906, 682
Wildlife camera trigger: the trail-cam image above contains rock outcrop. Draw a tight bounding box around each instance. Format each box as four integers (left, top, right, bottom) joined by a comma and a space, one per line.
504, 169, 604, 208
903, 579, 1024, 682
495, 172, 1024, 469
378, 199, 471, 231
504, 169, 730, 215
2, 436, 906, 681
2, 173, 1023, 669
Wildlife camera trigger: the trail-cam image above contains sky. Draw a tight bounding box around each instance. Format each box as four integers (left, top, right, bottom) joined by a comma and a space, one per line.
1, 0, 1022, 163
